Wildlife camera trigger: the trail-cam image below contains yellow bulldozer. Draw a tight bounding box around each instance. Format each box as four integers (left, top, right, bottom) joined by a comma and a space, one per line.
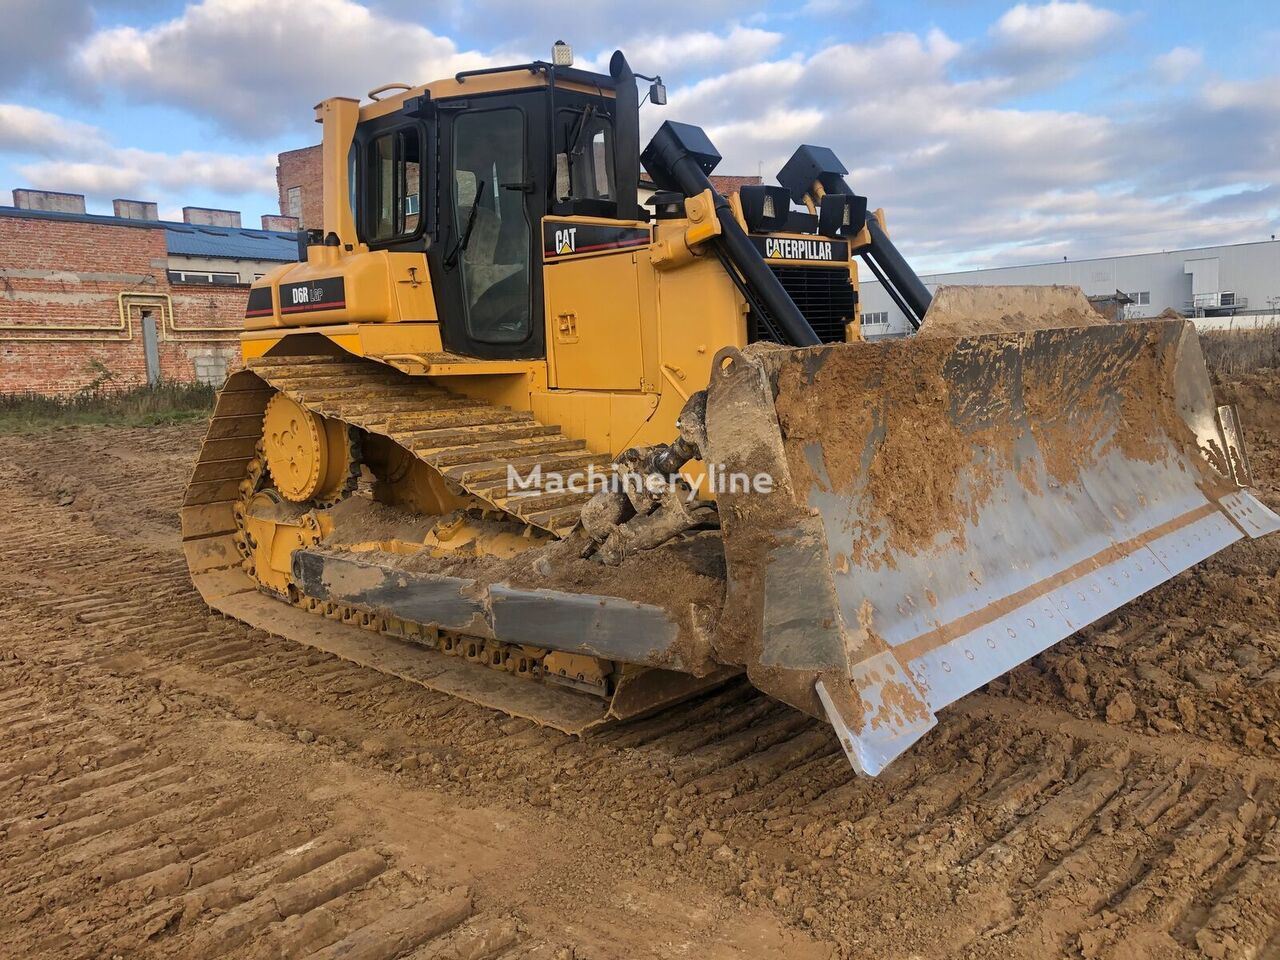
182, 47, 1279, 775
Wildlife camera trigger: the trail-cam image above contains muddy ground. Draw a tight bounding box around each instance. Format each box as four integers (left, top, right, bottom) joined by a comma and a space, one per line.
0, 369, 1277, 960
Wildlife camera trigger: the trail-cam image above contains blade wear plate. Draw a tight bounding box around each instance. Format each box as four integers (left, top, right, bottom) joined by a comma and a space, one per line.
705, 318, 1279, 774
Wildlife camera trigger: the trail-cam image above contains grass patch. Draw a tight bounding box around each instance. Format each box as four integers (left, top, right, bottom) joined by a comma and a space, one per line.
1201, 326, 1280, 377
0, 379, 216, 433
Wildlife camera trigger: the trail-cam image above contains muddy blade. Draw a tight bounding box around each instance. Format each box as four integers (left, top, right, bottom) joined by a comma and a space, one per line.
706, 319, 1279, 776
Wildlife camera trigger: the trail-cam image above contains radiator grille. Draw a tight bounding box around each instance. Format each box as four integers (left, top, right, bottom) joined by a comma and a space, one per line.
750, 266, 857, 344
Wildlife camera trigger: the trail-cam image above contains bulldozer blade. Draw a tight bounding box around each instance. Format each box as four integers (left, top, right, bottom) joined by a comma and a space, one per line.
705, 318, 1278, 776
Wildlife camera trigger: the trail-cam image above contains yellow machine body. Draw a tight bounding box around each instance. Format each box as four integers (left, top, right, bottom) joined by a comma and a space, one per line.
244, 210, 866, 471
183, 52, 1279, 776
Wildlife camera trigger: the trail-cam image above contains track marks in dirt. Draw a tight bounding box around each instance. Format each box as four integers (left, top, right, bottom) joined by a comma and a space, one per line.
2, 412, 1280, 959
0, 668, 531, 960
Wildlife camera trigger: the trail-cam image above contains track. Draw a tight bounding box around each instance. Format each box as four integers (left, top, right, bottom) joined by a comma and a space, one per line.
2, 368, 1279, 960
181, 353, 708, 732
184, 353, 609, 540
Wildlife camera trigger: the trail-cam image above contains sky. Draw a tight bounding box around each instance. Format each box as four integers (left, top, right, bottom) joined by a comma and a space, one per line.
1, 0, 1277, 272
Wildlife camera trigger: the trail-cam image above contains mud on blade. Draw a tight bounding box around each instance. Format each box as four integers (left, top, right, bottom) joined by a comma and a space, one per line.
705, 318, 1279, 776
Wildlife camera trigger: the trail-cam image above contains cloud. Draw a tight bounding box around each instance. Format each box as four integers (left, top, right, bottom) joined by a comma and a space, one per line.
1, 102, 277, 209
385, 0, 767, 57
1151, 46, 1203, 85
990, 1, 1124, 54
800, 0, 864, 14
980, 2, 1125, 85
579, 26, 784, 79
74, 0, 497, 137
1121, 75, 1280, 199
1199, 75, 1280, 112
70, 0, 779, 135
0, 104, 106, 156
1194, 184, 1279, 220
0, 0, 94, 91
18, 148, 277, 200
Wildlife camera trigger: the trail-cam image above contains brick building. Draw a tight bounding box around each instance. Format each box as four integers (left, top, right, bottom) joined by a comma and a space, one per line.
277, 146, 325, 231
706, 174, 764, 196
1, 190, 298, 395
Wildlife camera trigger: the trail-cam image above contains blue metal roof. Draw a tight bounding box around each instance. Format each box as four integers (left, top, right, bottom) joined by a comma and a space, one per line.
163, 223, 297, 261
0, 205, 298, 262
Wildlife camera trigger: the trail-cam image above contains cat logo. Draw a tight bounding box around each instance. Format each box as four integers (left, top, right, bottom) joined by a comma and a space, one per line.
764, 237, 834, 261
554, 227, 577, 255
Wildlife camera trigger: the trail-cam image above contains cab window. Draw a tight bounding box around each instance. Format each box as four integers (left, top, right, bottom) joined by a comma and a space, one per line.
366, 127, 422, 243
555, 108, 614, 203
452, 107, 531, 344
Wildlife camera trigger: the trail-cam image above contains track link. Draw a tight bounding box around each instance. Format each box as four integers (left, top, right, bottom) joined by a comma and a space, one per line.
247, 354, 609, 533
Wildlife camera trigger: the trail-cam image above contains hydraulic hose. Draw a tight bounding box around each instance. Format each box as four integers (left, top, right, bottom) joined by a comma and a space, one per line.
862, 215, 932, 328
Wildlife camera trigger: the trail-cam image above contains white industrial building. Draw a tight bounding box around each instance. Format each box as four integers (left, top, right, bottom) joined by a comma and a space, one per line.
859, 238, 1280, 337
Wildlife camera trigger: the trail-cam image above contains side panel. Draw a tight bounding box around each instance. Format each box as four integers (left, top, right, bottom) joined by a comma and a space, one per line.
530, 390, 659, 457
654, 252, 748, 396
544, 246, 646, 391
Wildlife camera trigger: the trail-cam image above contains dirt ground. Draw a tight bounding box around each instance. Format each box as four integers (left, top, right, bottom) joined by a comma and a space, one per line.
1, 370, 1277, 960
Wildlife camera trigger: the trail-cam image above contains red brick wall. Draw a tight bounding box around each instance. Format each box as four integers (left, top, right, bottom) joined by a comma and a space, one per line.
0, 215, 247, 395
277, 145, 324, 231
709, 174, 763, 196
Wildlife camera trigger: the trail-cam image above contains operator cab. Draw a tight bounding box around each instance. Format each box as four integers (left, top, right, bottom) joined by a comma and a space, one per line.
348, 55, 641, 361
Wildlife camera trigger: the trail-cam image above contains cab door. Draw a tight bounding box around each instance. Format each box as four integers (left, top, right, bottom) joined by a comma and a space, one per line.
432, 94, 546, 361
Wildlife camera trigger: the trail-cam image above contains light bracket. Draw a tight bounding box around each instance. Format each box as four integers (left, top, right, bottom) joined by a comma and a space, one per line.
739, 185, 791, 233
818, 193, 868, 238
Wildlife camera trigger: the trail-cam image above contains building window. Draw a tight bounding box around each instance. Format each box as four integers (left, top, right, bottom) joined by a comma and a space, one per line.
1220, 291, 1235, 306
1127, 291, 1151, 306
168, 270, 241, 285
286, 186, 302, 220
862, 311, 890, 326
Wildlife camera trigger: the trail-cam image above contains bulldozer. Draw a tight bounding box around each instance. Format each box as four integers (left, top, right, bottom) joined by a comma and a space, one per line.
182, 47, 1279, 776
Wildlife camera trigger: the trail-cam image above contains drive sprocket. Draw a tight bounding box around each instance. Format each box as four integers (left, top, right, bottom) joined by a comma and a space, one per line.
261, 392, 359, 505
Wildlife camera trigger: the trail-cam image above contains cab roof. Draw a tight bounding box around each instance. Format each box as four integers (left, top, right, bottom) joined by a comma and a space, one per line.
358, 61, 616, 124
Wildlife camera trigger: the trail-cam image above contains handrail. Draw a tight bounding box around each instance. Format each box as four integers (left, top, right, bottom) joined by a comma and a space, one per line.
455, 62, 548, 83
367, 82, 412, 102
1185, 294, 1248, 312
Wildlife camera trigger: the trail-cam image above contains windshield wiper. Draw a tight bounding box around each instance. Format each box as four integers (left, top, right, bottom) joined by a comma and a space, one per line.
560, 105, 598, 200
445, 178, 487, 269
567, 104, 596, 160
